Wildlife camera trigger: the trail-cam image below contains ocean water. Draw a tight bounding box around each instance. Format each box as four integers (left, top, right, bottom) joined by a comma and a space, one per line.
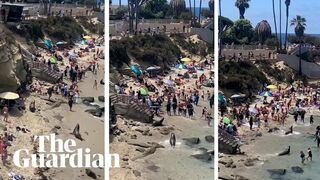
191, 7, 211, 20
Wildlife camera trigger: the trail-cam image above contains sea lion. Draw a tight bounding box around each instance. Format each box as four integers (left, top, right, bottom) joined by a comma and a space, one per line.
71, 123, 84, 141
169, 133, 176, 147
278, 146, 290, 156
285, 126, 293, 135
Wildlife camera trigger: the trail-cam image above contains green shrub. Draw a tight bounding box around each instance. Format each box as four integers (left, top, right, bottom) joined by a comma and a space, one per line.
219, 61, 269, 95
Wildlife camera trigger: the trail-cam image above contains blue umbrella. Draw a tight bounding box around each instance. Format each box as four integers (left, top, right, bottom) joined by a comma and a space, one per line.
130, 65, 141, 75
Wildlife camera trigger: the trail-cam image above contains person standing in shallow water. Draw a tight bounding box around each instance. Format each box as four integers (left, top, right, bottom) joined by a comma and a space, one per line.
307, 148, 312, 161
300, 151, 306, 164
310, 115, 314, 125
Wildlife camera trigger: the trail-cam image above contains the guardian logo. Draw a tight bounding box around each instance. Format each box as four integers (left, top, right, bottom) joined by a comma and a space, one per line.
12, 134, 120, 168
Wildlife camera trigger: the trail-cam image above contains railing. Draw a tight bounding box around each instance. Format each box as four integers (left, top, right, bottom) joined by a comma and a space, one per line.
222, 45, 277, 50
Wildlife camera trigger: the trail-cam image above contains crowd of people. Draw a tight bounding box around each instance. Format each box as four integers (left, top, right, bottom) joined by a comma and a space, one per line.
113, 57, 214, 126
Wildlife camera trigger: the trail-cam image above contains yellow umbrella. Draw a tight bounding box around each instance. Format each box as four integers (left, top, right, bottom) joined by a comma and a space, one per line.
83, 35, 92, 40
0, 92, 19, 100
181, 57, 191, 63
267, 85, 277, 89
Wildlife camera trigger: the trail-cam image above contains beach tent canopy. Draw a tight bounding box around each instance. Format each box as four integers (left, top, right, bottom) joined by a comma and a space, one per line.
0, 92, 19, 100
175, 64, 187, 69
140, 87, 148, 96
44, 38, 53, 49
49, 57, 58, 64
130, 65, 142, 75
223, 117, 231, 124
267, 85, 277, 89
218, 94, 225, 103
260, 91, 272, 97
181, 57, 191, 63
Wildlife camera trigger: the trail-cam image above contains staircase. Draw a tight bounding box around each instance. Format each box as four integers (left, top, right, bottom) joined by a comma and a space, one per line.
218, 128, 241, 154
110, 93, 154, 123
20, 47, 61, 83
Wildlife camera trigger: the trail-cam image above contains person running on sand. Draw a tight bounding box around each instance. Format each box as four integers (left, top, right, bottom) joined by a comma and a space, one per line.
307, 148, 312, 161
47, 86, 54, 100
2, 105, 8, 123
93, 80, 98, 90
166, 99, 171, 116
300, 151, 306, 164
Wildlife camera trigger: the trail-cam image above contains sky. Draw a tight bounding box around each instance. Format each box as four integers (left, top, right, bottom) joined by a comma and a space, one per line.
112, 0, 210, 8
220, 0, 320, 34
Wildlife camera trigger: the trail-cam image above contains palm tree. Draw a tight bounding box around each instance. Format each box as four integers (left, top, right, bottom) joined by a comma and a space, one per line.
193, 0, 196, 23
198, 0, 202, 23
284, 0, 291, 51
272, 0, 278, 50
291, 15, 306, 75
170, 0, 186, 17
235, 0, 250, 19
189, 0, 192, 14
209, 0, 214, 11
255, 20, 272, 44
279, 0, 282, 51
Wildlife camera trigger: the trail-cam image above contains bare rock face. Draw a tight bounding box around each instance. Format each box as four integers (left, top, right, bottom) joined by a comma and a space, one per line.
0, 29, 26, 92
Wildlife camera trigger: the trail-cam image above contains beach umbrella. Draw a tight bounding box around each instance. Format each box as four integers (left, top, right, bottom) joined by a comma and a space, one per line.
49, 57, 58, 64
267, 85, 277, 89
0, 92, 19, 100
130, 65, 141, 75
146, 66, 158, 71
175, 64, 187, 69
249, 107, 259, 114
83, 35, 92, 40
260, 91, 272, 97
181, 57, 191, 63
44, 38, 53, 49
230, 94, 241, 99
140, 87, 148, 96
164, 79, 174, 86
56, 41, 67, 45
223, 117, 231, 124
